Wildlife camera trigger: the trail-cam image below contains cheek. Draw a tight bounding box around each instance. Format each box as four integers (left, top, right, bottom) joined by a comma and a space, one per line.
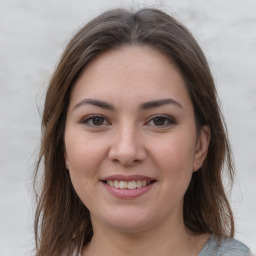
152, 132, 196, 171
149, 130, 196, 196
65, 130, 105, 172
64, 132, 106, 197
66, 140, 102, 207
146, 133, 196, 215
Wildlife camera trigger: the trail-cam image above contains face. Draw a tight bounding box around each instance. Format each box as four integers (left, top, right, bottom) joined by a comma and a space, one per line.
64, 46, 210, 233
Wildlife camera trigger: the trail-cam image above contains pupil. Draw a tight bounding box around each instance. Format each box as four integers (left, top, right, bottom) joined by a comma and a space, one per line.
93, 117, 104, 126
153, 117, 165, 126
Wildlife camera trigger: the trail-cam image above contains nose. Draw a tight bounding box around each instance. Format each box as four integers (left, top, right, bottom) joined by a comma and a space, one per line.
108, 124, 147, 166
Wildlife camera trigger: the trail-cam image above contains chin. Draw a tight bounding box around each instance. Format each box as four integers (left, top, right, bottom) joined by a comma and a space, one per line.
95, 208, 158, 232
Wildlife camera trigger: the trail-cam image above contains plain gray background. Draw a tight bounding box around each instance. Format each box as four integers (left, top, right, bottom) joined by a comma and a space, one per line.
0, 0, 255, 255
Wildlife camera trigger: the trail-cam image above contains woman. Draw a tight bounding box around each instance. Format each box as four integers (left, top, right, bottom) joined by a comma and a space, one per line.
34, 8, 252, 256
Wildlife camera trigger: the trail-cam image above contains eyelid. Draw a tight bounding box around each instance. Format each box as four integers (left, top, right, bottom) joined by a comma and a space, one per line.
145, 114, 177, 127
80, 114, 111, 127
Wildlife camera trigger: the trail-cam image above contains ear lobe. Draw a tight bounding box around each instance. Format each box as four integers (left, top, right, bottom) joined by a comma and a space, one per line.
193, 125, 211, 172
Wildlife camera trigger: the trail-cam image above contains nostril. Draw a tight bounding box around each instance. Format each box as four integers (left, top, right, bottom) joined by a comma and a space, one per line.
108, 136, 147, 165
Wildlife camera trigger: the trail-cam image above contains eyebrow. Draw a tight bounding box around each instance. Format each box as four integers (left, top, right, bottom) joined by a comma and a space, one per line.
140, 98, 183, 110
73, 99, 115, 111
72, 98, 183, 111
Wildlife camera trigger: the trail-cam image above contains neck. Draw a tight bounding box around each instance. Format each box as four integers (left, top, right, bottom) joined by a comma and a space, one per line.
82, 216, 208, 256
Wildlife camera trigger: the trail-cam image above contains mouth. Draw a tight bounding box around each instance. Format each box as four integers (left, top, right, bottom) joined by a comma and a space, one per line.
102, 179, 156, 189
101, 175, 156, 199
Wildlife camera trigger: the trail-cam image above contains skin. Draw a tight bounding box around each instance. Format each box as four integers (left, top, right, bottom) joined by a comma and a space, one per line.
64, 46, 211, 256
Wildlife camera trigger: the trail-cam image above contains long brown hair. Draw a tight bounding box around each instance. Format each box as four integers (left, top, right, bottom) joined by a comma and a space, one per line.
34, 8, 234, 256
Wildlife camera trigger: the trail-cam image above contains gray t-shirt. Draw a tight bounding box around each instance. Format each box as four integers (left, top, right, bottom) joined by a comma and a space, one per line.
78, 235, 253, 256
199, 235, 253, 256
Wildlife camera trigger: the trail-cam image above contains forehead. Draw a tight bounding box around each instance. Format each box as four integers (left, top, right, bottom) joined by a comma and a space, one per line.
69, 45, 192, 108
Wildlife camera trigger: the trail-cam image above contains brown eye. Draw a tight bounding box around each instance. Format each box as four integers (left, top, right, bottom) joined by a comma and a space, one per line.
81, 115, 110, 127
91, 117, 105, 126
146, 115, 176, 127
153, 117, 166, 126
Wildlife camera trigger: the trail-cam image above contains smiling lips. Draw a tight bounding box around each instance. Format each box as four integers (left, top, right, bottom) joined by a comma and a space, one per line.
102, 175, 156, 199
107, 180, 150, 189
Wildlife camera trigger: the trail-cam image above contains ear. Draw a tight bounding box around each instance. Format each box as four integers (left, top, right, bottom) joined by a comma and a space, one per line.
193, 125, 211, 172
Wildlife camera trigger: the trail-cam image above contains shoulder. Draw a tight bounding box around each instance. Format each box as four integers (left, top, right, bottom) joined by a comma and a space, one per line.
199, 235, 253, 256
218, 237, 251, 255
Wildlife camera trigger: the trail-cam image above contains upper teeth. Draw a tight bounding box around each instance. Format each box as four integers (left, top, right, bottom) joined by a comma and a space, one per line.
107, 180, 149, 189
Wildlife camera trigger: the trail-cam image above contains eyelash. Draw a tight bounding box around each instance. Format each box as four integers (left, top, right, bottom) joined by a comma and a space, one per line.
145, 115, 176, 128
81, 114, 176, 128
81, 115, 111, 127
